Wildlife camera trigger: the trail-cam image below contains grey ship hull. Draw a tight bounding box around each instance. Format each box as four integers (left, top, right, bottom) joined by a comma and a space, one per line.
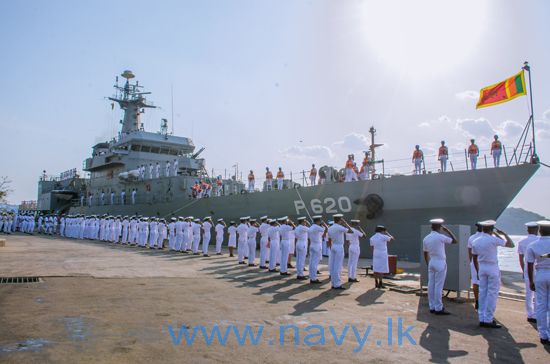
70, 163, 539, 261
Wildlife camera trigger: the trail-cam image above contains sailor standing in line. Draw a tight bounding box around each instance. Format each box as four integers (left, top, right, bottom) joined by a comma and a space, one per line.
490, 135, 502, 168
438, 141, 449, 172
287, 224, 296, 269
168, 217, 177, 250
101, 191, 105, 205
155, 162, 160, 179
192, 218, 202, 254
129, 217, 138, 245
131, 188, 137, 205
294, 217, 310, 280
517, 222, 540, 323
120, 190, 126, 205
158, 219, 167, 249
346, 220, 366, 283
472, 220, 514, 328
468, 139, 479, 170
422, 218, 458, 315
248, 171, 255, 193
276, 168, 284, 190
344, 155, 355, 182
370, 225, 395, 289
237, 217, 249, 264
201, 217, 213, 257
184, 217, 193, 252
309, 164, 317, 186
278, 217, 295, 276
110, 191, 115, 205
247, 219, 260, 266
467, 223, 483, 309
268, 219, 281, 272
149, 163, 154, 179
328, 214, 352, 289
526, 220, 550, 345
259, 216, 270, 269
412, 145, 424, 175
165, 161, 171, 177
308, 216, 327, 284
227, 221, 237, 257
121, 216, 129, 244
265, 168, 273, 191
149, 218, 159, 248
175, 217, 184, 251
215, 218, 226, 255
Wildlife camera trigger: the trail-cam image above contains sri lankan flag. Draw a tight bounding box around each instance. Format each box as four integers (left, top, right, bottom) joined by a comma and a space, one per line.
476, 70, 526, 109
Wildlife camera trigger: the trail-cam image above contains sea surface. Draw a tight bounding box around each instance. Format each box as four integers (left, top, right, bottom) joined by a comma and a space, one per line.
497, 235, 526, 273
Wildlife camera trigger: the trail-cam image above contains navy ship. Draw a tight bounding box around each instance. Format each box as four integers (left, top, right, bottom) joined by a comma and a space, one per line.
37, 71, 540, 260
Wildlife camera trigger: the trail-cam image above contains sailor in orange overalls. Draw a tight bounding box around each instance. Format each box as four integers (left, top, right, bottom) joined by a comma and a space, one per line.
265, 167, 273, 191
438, 141, 449, 172
359, 152, 370, 180
468, 139, 479, 170
216, 177, 223, 197
248, 170, 255, 192
412, 145, 424, 175
309, 164, 317, 186
344, 155, 355, 182
490, 135, 502, 168
276, 168, 284, 190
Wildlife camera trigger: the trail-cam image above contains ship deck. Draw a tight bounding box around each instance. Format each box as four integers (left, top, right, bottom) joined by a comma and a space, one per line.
1, 234, 548, 363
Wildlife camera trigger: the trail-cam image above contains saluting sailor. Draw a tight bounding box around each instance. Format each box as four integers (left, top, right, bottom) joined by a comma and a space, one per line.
422, 218, 458, 315
472, 220, 514, 328
517, 221, 540, 323
328, 214, 352, 289
227, 221, 237, 257
278, 217, 295, 276
370, 225, 395, 289
526, 220, 550, 345
191, 218, 202, 255
259, 216, 270, 269
294, 217, 310, 280
201, 217, 213, 257
247, 219, 260, 266
168, 217, 177, 250
268, 219, 281, 272
346, 219, 366, 283
467, 223, 483, 309
215, 218, 226, 255
308, 216, 327, 284
237, 217, 249, 264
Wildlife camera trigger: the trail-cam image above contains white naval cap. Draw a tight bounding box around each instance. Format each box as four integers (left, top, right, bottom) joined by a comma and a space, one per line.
333, 214, 344, 218
203, 216, 211, 221
260, 216, 268, 220
217, 218, 224, 222
537, 220, 550, 227
479, 220, 497, 226
350, 219, 360, 223
525, 221, 538, 227
171, 217, 177, 221
297, 216, 306, 221
278, 216, 288, 222
250, 218, 257, 222
429, 218, 445, 224
312, 215, 322, 220
194, 218, 200, 222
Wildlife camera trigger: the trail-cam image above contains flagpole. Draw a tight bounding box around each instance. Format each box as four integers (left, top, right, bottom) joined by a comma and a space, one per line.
523, 61, 537, 160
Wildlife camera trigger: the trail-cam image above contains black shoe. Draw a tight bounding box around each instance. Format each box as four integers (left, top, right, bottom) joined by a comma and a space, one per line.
348, 278, 359, 283
297, 276, 307, 280
332, 286, 346, 290
287, 264, 294, 269
310, 280, 322, 284
238, 261, 246, 264
203, 254, 209, 257
193, 252, 200, 255
434, 309, 451, 315
216, 253, 222, 255
280, 272, 290, 276
430, 310, 435, 314
317, 270, 321, 275
541, 338, 550, 345
527, 318, 537, 323
248, 264, 255, 267
276, 263, 280, 266
259, 266, 268, 269
484, 320, 502, 329
269, 269, 278, 273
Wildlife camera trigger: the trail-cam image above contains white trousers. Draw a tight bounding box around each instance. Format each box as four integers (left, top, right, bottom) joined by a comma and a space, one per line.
535, 269, 550, 340
248, 181, 254, 192
130, 229, 137, 244
330, 244, 344, 287
309, 176, 316, 186
277, 178, 283, 190
478, 263, 500, 323
414, 159, 422, 175
215, 234, 223, 253
149, 232, 158, 247
247, 238, 257, 265
175, 233, 184, 250
269, 240, 280, 270
309, 245, 322, 281
470, 156, 478, 170
280, 239, 290, 273
344, 168, 354, 182
492, 151, 501, 167
192, 236, 200, 253
202, 234, 211, 254
428, 258, 447, 311
237, 239, 247, 262
259, 236, 269, 267
524, 275, 537, 319
122, 228, 128, 244
295, 240, 307, 277
168, 234, 176, 250
439, 156, 447, 172
348, 244, 360, 279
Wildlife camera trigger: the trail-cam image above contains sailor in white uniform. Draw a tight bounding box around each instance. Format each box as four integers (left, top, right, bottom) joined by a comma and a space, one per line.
192, 218, 202, 254
247, 219, 259, 266
165, 161, 171, 177
278, 217, 295, 276
158, 219, 167, 248
467, 223, 483, 309
236, 217, 249, 264
346, 220, 366, 283
308, 216, 327, 284
184, 217, 193, 251
258, 216, 270, 268
526, 220, 550, 345
328, 214, 352, 289
168, 217, 177, 250
131, 188, 137, 205
517, 221, 540, 323
472, 220, 514, 328
370, 225, 395, 288
227, 221, 237, 257
215, 218, 226, 255
129, 217, 138, 245
201, 217, 212, 256
121, 216, 129, 244
155, 162, 160, 179
294, 217, 310, 280
174, 217, 184, 251
422, 218, 458, 315
268, 219, 281, 272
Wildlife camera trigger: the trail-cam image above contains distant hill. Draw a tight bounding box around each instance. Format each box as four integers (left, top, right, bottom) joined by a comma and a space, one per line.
497, 207, 547, 235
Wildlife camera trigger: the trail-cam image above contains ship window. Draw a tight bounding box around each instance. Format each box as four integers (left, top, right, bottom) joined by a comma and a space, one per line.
141, 146, 151, 153
131, 145, 140, 151
151, 147, 160, 153
160, 147, 170, 154
169, 150, 178, 155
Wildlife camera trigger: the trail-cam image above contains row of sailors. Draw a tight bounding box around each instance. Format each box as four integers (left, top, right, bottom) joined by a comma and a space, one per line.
137, 160, 179, 180
423, 218, 550, 345
413, 135, 503, 174
80, 189, 138, 207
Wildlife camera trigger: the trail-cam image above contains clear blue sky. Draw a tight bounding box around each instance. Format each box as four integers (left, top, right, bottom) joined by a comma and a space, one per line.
1, 0, 549, 216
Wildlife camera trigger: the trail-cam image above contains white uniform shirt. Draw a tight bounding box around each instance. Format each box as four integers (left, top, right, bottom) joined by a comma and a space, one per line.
308, 224, 325, 247
370, 232, 391, 255
423, 231, 453, 260
518, 234, 539, 257
471, 233, 506, 264
215, 223, 224, 236
237, 223, 248, 243
268, 225, 280, 241
259, 223, 270, 238
294, 225, 309, 242
346, 227, 364, 245
228, 226, 237, 242
328, 223, 348, 246
525, 236, 550, 270
247, 225, 259, 240
202, 221, 212, 236
279, 224, 293, 240
467, 231, 483, 250
192, 223, 201, 236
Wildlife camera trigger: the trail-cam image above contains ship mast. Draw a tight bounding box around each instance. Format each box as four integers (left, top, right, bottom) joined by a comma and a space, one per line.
108, 70, 156, 135
368, 126, 383, 176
